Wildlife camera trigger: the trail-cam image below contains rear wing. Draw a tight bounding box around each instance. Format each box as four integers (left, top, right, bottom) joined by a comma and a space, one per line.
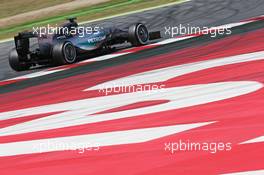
14, 32, 37, 56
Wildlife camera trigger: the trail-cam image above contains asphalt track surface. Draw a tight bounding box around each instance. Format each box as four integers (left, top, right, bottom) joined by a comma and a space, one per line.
1, 0, 264, 81
1, 0, 264, 175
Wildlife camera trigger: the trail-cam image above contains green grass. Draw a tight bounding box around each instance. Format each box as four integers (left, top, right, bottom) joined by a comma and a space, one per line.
0, 0, 185, 40
0, 0, 73, 19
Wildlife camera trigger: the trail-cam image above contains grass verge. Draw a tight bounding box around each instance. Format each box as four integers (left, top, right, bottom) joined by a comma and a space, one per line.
0, 0, 73, 19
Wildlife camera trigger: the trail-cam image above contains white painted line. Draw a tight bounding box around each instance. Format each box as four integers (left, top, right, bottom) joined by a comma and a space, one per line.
154, 36, 195, 45
7, 69, 67, 81
222, 170, 264, 175
207, 21, 254, 31
80, 52, 131, 63
0, 53, 130, 83
0, 38, 13, 43
88, 50, 264, 90
240, 136, 264, 144
0, 121, 213, 156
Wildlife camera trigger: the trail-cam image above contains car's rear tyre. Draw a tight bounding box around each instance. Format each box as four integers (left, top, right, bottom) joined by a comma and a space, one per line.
52, 41, 77, 65
9, 48, 30, 71
128, 23, 149, 46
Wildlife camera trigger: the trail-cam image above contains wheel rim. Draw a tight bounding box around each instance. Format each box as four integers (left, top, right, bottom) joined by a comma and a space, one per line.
63, 42, 76, 63
136, 24, 149, 44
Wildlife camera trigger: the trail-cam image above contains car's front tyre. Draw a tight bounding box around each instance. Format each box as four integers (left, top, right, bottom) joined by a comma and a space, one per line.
52, 41, 77, 66
128, 23, 149, 46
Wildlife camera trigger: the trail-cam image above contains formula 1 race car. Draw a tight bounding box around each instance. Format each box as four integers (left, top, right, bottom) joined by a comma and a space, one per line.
9, 17, 161, 71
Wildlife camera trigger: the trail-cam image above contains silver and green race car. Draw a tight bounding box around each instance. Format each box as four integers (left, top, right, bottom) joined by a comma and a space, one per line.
9, 17, 161, 71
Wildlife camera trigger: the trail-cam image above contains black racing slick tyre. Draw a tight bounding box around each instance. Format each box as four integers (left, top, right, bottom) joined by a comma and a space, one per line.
52, 41, 77, 66
9, 48, 30, 71
128, 23, 149, 46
